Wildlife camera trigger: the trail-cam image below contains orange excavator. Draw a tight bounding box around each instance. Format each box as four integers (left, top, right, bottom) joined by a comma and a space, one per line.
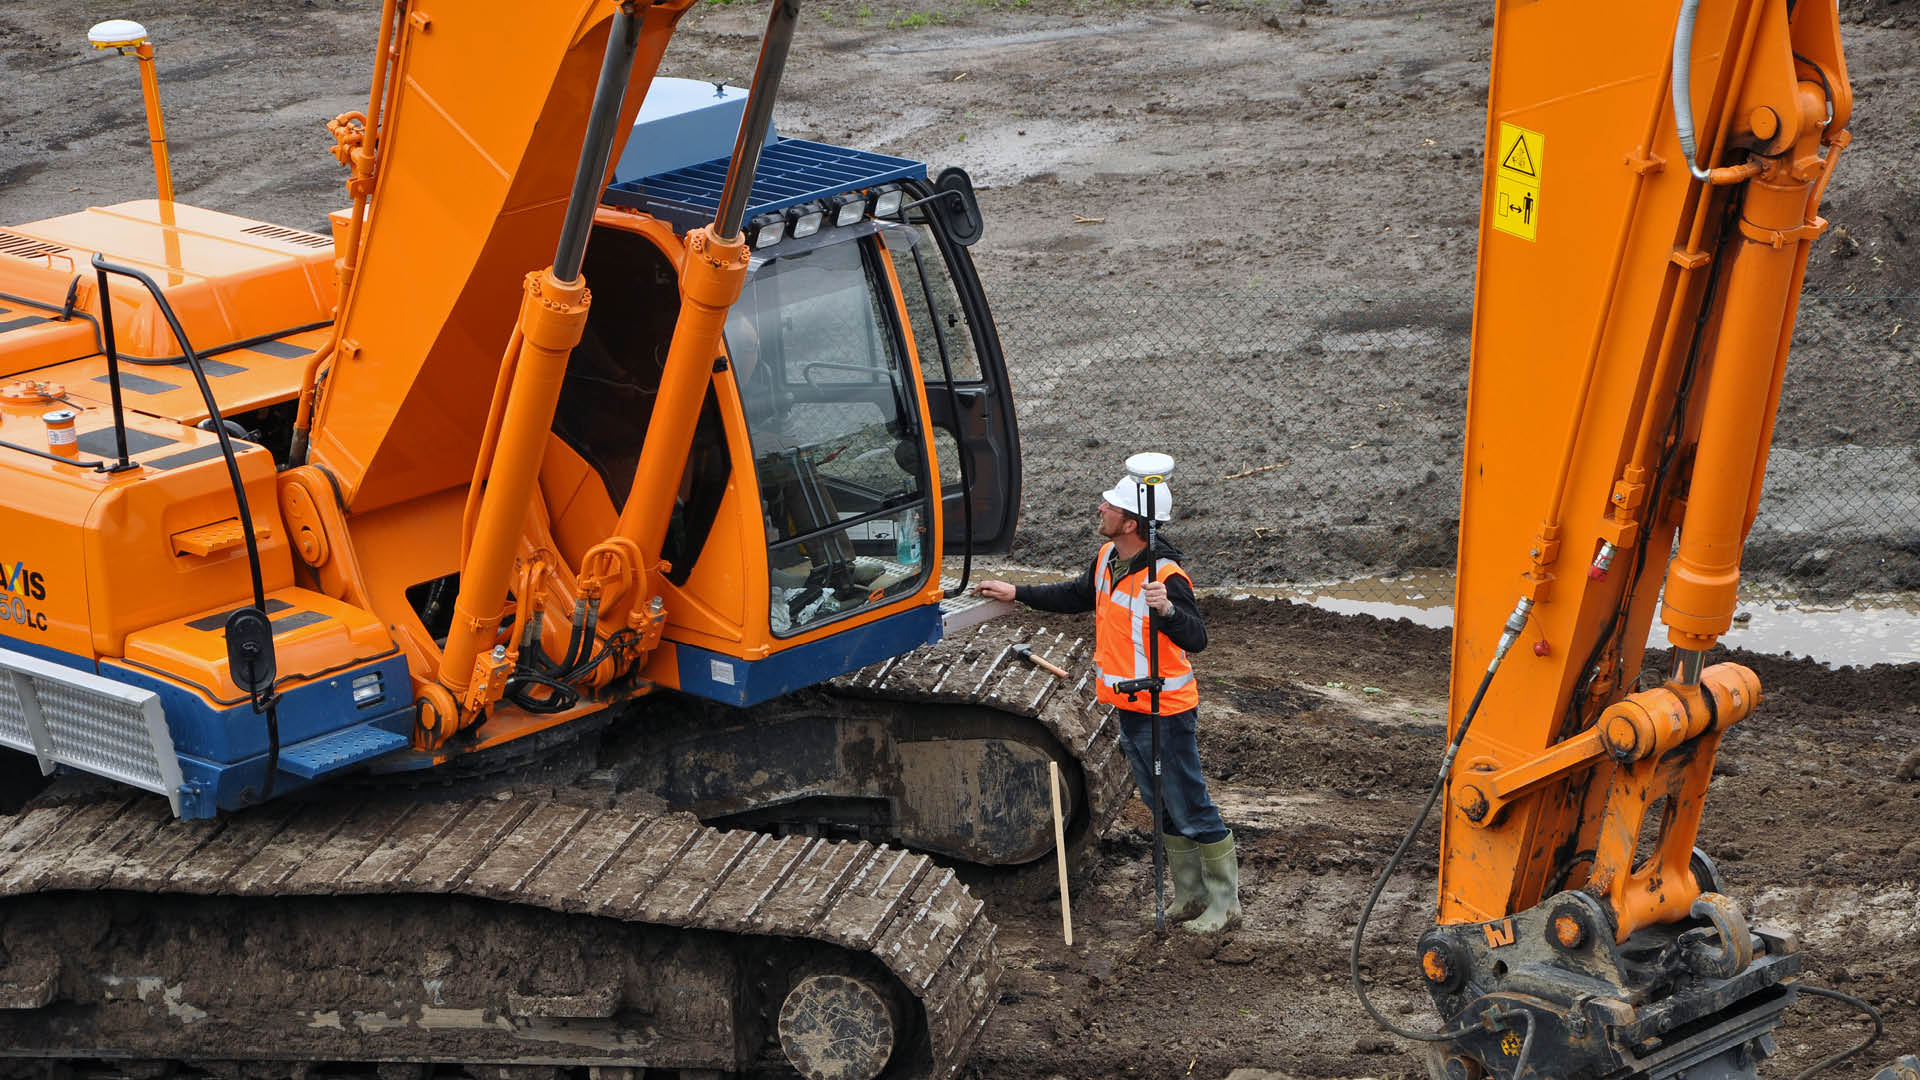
0, 3, 1134, 1076
1351, 0, 1916, 1077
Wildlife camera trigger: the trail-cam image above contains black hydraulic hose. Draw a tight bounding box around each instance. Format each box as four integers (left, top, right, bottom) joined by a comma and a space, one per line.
563, 627, 638, 684
1566, 191, 1741, 738
93, 254, 280, 795
505, 669, 579, 714
1792, 52, 1837, 126
1791, 985, 1885, 1080
560, 598, 591, 673
1349, 598, 1533, 1043
1348, 662, 1496, 1043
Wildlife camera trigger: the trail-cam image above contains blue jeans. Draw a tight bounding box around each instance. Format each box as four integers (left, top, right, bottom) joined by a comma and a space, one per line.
1116, 707, 1228, 844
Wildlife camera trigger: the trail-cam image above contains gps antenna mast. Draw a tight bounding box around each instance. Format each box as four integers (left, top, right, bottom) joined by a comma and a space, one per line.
1127, 451, 1175, 933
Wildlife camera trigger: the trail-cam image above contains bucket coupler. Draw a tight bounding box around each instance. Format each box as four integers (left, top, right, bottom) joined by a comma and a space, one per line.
1417, 889, 1802, 1079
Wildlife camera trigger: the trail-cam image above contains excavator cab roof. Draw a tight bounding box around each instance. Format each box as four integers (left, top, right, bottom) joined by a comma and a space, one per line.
606, 136, 924, 236
605, 76, 923, 237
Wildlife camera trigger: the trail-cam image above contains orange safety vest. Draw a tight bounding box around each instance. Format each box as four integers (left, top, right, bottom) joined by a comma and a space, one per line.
1092, 541, 1199, 713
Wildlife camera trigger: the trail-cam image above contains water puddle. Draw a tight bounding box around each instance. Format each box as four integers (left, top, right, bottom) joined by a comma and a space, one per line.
954, 562, 1919, 667
1222, 573, 1920, 668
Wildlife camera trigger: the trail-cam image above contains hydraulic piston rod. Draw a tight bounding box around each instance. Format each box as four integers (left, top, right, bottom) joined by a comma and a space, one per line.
437, 5, 643, 717
615, 0, 802, 571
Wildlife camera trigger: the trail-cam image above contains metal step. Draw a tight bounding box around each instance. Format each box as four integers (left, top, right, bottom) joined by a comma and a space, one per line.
275, 721, 409, 780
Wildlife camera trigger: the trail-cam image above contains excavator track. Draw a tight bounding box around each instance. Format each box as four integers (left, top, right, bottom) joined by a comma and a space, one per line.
827, 616, 1134, 866
632, 616, 1133, 875
0, 791, 997, 1079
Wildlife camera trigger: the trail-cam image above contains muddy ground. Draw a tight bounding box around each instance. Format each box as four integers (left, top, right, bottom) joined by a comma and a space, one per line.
962, 598, 1920, 1079
2, 2, 1918, 1078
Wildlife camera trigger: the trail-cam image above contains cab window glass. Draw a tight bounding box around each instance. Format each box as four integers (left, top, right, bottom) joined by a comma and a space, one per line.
884, 222, 983, 383
725, 237, 932, 636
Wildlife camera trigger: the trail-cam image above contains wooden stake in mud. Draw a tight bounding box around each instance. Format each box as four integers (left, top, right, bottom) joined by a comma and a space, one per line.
1050, 759, 1073, 946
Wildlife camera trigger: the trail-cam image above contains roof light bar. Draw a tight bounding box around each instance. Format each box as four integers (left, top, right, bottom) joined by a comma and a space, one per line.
789, 201, 826, 240
833, 193, 867, 227
749, 211, 787, 249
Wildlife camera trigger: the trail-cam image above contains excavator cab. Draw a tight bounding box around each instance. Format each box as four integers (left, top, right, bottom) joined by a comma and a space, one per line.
558, 96, 1023, 707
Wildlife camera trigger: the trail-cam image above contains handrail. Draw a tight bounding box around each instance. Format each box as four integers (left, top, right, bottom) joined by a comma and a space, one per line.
92, 253, 282, 795
92, 255, 269, 613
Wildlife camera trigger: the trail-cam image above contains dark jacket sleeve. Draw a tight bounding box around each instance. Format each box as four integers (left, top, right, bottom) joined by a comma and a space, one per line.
1012, 555, 1098, 614
1155, 573, 1207, 653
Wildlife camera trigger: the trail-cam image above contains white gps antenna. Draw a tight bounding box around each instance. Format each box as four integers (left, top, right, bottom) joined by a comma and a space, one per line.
1125, 451, 1174, 518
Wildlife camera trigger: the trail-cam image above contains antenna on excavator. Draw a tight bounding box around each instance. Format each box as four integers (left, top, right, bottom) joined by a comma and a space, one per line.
88, 19, 175, 204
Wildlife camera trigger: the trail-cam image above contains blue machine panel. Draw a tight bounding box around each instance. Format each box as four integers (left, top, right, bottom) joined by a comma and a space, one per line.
605, 138, 926, 233
674, 604, 943, 708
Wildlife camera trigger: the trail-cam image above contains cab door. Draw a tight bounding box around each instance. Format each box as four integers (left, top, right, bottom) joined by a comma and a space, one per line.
881, 179, 1021, 554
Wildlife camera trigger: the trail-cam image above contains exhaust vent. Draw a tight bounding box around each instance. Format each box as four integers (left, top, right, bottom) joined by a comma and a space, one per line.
241, 223, 331, 249
0, 232, 71, 261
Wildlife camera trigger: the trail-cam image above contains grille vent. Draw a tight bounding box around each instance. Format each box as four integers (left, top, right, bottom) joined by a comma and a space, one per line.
0, 231, 70, 260
241, 223, 331, 249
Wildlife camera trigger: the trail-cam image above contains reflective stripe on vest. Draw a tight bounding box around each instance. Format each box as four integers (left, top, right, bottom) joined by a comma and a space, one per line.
1092, 541, 1199, 712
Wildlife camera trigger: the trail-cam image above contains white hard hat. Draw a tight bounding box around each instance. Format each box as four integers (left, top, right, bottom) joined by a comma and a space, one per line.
1101, 475, 1172, 521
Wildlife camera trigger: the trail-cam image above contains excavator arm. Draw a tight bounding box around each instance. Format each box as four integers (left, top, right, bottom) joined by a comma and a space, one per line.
1359, 0, 1885, 1076
1444, 0, 1851, 938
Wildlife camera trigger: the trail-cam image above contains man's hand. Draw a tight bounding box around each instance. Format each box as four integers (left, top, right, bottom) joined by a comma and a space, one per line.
1141, 580, 1174, 616
975, 580, 1017, 602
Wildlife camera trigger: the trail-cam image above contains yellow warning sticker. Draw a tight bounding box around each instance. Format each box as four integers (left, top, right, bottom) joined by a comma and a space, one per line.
1492, 175, 1540, 241
1498, 123, 1543, 179
1492, 122, 1544, 242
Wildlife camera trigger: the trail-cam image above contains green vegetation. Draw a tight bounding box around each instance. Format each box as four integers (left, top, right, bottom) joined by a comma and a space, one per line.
888, 9, 946, 26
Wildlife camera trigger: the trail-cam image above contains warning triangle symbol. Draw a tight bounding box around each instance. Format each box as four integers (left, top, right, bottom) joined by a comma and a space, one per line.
1501, 134, 1538, 177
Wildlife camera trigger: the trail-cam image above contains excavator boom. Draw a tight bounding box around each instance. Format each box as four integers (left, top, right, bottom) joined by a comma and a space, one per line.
305, 0, 694, 514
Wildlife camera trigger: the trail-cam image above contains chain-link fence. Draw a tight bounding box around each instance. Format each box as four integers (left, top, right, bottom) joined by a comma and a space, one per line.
984, 285, 1920, 605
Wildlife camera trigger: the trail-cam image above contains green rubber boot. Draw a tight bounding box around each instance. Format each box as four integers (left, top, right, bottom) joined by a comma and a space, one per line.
1180, 832, 1241, 934
1164, 835, 1207, 923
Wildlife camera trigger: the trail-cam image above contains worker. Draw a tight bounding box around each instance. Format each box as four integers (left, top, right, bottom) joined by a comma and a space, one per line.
975, 470, 1239, 933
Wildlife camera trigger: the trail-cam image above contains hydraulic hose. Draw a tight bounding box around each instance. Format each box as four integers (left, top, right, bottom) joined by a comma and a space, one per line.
1349, 598, 1533, 1043
1671, 0, 1715, 181
1791, 985, 1885, 1080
